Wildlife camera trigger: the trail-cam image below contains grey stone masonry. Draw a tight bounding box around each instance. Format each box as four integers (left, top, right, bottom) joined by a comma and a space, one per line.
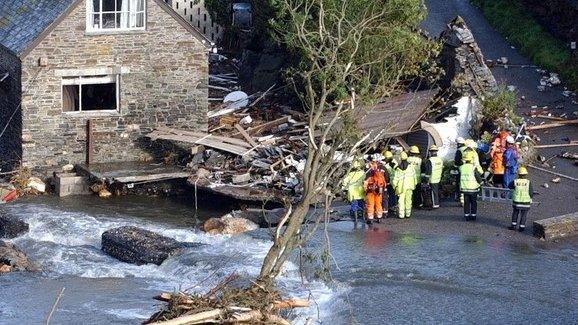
19, 0, 208, 168
533, 212, 578, 241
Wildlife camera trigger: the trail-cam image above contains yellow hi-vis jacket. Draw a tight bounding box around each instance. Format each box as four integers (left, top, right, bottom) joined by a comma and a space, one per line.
393, 166, 416, 195
512, 178, 532, 207
429, 156, 444, 184
342, 170, 366, 201
407, 156, 422, 184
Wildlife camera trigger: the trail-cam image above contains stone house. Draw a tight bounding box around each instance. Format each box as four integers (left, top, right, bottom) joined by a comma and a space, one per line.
0, 0, 210, 170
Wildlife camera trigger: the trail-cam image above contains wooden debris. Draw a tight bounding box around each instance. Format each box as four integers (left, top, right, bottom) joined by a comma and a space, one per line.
534, 141, 578, 148
526, 119, 578, 130
149, 309, 225, 325
271, 298, 311, 310
234, 124, 258, 147
528, 165, 578, 182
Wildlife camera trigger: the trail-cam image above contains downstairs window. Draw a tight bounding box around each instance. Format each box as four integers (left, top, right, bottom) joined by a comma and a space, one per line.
62, 75, 119, 113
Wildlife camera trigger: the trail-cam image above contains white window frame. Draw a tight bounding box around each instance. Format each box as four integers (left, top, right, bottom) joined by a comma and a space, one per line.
86, 0, 146, 32
61, 75, 120, 114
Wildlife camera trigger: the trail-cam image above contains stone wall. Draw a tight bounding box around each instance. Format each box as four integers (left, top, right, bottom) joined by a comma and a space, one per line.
20, 0, 208, 168
0, 45, 22, 172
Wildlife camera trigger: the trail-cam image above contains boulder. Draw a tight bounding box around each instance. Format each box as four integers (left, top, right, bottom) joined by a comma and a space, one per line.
0, 213, 29, 239
533, 212, 578, 241
203, 214, 259, 235
0, 240, 40, 273
101, 226, 183, 265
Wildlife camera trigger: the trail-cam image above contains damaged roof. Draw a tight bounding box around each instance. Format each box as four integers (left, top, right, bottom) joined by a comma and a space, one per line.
361, 89, 438, 137
0, 0, 76, 55
0, 0, 210, 56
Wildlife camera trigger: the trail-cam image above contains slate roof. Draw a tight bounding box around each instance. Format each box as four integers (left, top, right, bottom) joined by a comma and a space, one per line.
0, 0, 76, 55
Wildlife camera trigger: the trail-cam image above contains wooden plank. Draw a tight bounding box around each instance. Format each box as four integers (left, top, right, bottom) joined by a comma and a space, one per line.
534, 142, 578, 149
234, 124, 258, 147
155, 127, 252, 149
245, 116, 291, 135
526, 119, 578, 130
528, 164, 578, 181
148, 132, 251, 156
113, 172, 190, 184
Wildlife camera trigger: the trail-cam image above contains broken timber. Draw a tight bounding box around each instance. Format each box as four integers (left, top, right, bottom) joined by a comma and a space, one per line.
148, 127, 256, 157
188, 177, 286, 203
526, 119, 578, 131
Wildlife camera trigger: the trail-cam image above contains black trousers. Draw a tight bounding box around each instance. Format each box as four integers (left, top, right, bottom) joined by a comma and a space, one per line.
511, 206, 530, 227
381, 190, 389, 216
463, 192, 478, 219
413, 183, 422, 207
431, 183, 440, 208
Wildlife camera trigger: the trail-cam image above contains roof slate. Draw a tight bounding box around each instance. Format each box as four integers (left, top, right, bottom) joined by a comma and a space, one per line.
0, 0, 76, 55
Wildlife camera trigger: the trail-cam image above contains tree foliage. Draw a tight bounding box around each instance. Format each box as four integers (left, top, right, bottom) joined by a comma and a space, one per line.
257, 0, 438, 282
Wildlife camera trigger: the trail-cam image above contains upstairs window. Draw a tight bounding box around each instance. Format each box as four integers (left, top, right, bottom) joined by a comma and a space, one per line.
87, 0, 146, 32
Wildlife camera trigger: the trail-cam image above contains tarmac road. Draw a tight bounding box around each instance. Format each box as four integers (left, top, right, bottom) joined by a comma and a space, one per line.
412, 0, 578, 234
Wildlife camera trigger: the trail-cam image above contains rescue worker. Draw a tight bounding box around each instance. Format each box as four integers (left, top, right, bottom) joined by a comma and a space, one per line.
453, 137, 467, 204
509, 166, 533, 231
490, 130, 509, 186
342, 159, 366, 224
422, 145, 443, 209
382, 150, 398, 213
407, 145, 422, 207
464, 139, 483, 174
503, 136, 519, 189
459, 155, 483, 221
364, 160, 386, 225
393, 152, 416, 219
373, 153, 390, 219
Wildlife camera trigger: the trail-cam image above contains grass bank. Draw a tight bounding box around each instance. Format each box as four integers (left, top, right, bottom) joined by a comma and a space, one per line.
471, 0, 578, 90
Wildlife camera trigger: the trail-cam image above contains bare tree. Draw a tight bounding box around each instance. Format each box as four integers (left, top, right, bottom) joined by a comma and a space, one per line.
258, 0, 438, 283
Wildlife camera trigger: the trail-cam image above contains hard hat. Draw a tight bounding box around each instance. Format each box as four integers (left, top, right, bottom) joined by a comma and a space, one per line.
456, 137, 465, 144
352, 160, 362, 169
466, 139, 477, 149
429, 145, 438, 151
409, 145, 420, 154
400, 152, 408, 160
383, 150, 393, 159
463, 156, 473, 163
506, 135, 515, 144
372, 153, 384, 162
518, 166, 528, 175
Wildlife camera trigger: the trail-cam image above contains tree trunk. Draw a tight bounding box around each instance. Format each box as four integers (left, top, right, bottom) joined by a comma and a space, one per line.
258, 199, 311, 281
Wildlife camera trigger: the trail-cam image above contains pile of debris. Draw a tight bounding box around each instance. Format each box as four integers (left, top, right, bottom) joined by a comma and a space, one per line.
148, 53, 311, 201
145, 274, 309, 325
438, 16, 498, 96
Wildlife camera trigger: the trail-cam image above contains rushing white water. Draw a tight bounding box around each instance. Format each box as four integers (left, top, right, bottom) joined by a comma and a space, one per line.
1, 201, 339, 324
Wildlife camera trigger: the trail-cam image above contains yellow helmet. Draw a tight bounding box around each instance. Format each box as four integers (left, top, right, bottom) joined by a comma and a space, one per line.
383, 150, 393, 159
352, 160, 362, 169
463, 155, 473, 163
409, 145, 420, 154
518, 166, 528, 175
400, 152, 408, 160
429, 145, 438, 151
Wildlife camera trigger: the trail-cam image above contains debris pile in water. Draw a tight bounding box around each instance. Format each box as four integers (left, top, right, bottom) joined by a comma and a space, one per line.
145, 274, 309, 325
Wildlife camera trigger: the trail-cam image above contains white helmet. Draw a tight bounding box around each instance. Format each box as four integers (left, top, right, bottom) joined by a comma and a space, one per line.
372, 153, 384, 162
506, 135, 515, 144
456, 137, 465, 144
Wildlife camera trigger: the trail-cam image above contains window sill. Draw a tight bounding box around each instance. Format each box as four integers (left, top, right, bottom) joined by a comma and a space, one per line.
85, 29, 146, 36
62, 110, 121, 117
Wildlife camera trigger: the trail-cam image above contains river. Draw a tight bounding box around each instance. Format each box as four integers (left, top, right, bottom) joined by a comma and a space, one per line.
0, 196, 576, 324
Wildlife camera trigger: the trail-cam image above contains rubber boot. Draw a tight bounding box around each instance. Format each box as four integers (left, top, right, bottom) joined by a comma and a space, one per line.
508, 223, 517, 230
518, 225, 526, 232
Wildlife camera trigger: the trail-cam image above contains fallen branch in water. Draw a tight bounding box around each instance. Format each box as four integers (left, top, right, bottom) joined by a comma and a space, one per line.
144, 274, 310, 325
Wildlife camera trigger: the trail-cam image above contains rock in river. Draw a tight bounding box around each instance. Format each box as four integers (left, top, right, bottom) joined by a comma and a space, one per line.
0, 213, 29, 239
203, 214, 259, 235
0, 240, 40, 274
101, 226, 183, 265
